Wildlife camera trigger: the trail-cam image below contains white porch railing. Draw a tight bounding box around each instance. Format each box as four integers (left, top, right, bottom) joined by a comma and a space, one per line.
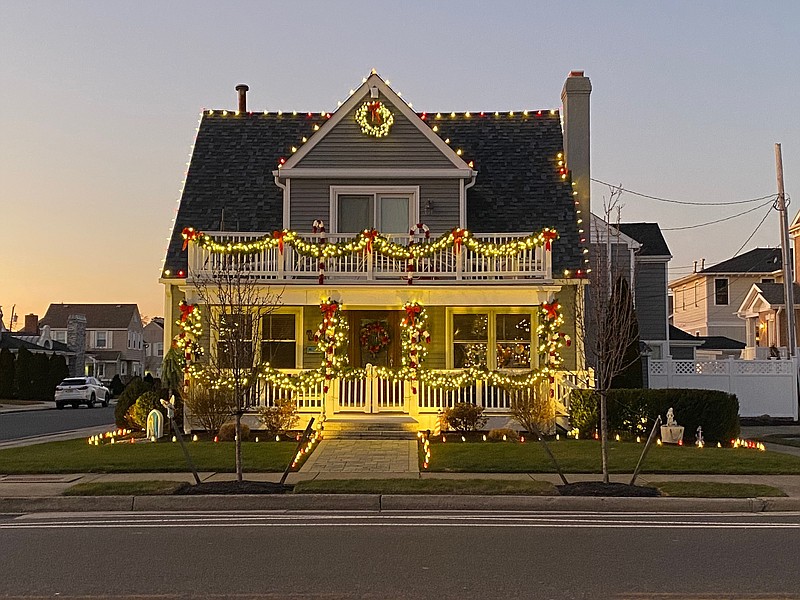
188, 232, 552, 283
742, 346, 789, 360
253, 368, 592, 417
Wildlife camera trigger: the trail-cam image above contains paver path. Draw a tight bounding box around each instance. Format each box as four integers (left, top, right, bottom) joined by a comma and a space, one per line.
300, 440, 418, 474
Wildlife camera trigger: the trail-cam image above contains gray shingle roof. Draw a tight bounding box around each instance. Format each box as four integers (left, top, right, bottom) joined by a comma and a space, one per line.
755, 282, 800, 306
617, 223, 671, 257
40, 304, 139, 329
698, 335, 745, 350
163, 111, 582, 274
701, 248, 782, 274
669, 325, 703, 343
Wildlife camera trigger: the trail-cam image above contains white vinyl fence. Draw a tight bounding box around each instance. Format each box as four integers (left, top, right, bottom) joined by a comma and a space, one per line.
648, 357, 799, 420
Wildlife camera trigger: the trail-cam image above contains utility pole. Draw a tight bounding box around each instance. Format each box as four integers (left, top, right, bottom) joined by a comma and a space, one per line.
776, 143, 796, 357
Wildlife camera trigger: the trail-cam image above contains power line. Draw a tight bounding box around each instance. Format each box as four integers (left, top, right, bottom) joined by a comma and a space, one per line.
592, 178, 776, 206
661, 199, 774, 231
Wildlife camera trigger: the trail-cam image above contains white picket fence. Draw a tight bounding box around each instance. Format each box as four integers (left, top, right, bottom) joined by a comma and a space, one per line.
648, 357, 799, 420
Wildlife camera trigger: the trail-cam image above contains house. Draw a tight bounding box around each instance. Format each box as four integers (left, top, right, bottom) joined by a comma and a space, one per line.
143, 317, 165, 377
667, 325, 744, 360
0, 313, 73, 356
161, 71, 593, 432
589, 219, 672, 358
736, 282, 800, 359
40, 304, 145, 381
670, 248, 782, 343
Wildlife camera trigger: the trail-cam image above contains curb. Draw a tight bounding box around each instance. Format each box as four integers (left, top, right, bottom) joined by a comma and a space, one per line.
2, 494, 800, 514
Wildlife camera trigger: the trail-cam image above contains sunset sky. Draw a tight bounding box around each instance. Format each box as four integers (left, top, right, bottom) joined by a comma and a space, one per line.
1, 1, 798, 325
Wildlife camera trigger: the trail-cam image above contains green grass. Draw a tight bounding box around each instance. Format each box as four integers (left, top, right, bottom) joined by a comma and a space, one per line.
63, 480, 189, 496
293, 478, 557, 495
0, 439, 299, 474
425, 439, 800, 474
0, 399, 46, 406
652, 481, 787, 498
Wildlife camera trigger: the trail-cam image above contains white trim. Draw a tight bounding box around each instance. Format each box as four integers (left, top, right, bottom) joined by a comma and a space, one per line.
274, 168, 474, 179
329, 185, 419, 234
280, 73, 470, 172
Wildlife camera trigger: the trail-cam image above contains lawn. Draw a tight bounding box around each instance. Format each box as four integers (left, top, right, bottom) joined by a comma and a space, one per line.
651, 481, 786, 498
294, 478, 557, 495
0, 439, 298, 474
425, 439, 800, 474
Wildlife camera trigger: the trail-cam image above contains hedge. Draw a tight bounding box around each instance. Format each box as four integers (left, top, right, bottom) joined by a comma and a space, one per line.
569, 388, 740, 444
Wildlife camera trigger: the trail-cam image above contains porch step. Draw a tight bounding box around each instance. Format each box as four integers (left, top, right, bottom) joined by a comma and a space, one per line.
322, 416, 420, 440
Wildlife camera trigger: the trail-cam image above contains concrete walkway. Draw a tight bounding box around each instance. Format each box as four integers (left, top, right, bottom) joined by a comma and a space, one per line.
300, 440, 419, 476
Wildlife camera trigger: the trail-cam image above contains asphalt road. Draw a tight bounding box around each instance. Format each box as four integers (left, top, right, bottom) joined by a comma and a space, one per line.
1, 511, 799, 599
0, 403, 115, 441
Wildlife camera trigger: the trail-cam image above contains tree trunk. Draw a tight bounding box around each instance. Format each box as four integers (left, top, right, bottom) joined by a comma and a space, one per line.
235, 410, 243, 482
599, 389, 609, 483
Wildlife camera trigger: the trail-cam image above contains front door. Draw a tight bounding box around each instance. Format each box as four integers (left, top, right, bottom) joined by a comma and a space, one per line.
337, 311, 404, 412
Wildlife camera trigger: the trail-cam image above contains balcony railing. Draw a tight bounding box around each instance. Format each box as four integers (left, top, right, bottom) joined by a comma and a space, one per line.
187, 231, 552, 284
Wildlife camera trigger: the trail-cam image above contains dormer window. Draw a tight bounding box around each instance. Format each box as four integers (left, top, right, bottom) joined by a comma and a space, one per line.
330, 186, 418, 234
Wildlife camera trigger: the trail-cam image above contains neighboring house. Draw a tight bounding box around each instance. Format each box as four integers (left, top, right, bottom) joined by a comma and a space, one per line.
736, 282, 800, 359
667, 325, 744, 360
143, 317, 165, 377
40, 304, 145, 381
670, 248, 782, 343
0, 313, 73, 356
161, 71, 592, 432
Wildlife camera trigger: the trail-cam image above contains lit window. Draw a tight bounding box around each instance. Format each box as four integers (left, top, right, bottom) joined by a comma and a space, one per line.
496, 314, 531, 369
453, 314, 489, 368
217, 313, 254, 368
261, 314, 296, 368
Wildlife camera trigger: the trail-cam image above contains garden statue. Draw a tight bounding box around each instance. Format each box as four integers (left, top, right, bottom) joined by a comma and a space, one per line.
660, 407, 684, 444
146, 409, 164, 440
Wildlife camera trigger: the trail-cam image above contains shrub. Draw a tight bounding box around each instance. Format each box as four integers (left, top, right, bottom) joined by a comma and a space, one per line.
257, 398, 299, 436
440, 402, 488, 433
47, 354, 69, 400
13, 347, 34, 400
487, 428, 519, 442
114, 376, 151, 428
109, 374, 125, 397
218, 422, 250, 442
568, 388, 740, 444
0, 348, 14, 399
127, 391, 161, 430
506, 381, 554, 434
30, 353, 50, 400
568, 389, 598, 438
184, 384, 231, 434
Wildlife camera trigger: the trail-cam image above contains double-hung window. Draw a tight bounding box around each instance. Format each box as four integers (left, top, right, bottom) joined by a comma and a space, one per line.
331, 187, 418, 234
217, 313, 254, 368
261, 314, 297, 368
714, 278, 729, 306
450, 310, 535, 370
95, 331, 108, 349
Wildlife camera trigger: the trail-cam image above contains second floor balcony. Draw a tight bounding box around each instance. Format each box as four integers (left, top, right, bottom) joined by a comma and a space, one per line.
187, 231, 554, 285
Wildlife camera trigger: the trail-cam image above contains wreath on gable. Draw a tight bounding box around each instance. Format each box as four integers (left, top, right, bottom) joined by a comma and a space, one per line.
359, 321, 391, 357
355, 100, 393, 138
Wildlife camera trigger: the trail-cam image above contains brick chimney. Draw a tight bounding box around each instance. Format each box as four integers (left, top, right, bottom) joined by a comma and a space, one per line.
236, 84, 249, 113
67, 314, 86, 377
561, 71, 592, 220
23, 314, 39, 335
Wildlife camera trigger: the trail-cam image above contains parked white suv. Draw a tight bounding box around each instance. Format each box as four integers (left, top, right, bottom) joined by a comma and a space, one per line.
55, 377, 111, 409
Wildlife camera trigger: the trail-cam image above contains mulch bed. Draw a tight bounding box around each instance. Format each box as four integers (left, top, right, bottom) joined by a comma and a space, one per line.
175, 481, 292, 495
557, 482, 660, 497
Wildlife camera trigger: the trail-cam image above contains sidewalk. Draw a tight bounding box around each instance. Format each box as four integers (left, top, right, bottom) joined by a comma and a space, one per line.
0, 401, 52, 414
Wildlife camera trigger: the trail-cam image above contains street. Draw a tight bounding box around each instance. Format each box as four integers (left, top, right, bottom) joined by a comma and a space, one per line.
1, 510, 799, 598
0, 404, 115, 442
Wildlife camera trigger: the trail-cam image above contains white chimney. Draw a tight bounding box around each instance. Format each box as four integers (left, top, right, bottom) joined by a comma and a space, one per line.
561, 71, 592, 220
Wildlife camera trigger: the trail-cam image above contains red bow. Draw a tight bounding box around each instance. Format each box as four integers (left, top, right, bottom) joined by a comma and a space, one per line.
542, 302, 559, 320
179, 301, 195, 322
368, 101, 382, 124
542, 230, 558, 251
452, 228, 465, 253
405, 304, 421, 325
320, 301, 338, 322
273, 230, 286, 253
364, 229, 378, 253
181, 227, 201, 251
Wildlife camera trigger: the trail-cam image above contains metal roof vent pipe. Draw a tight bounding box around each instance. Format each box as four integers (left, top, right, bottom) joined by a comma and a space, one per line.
236, 84, 249, 113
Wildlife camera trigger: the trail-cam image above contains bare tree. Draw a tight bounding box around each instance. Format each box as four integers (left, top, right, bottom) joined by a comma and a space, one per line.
191, 253, 283, 482
586, 186, 641, 482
